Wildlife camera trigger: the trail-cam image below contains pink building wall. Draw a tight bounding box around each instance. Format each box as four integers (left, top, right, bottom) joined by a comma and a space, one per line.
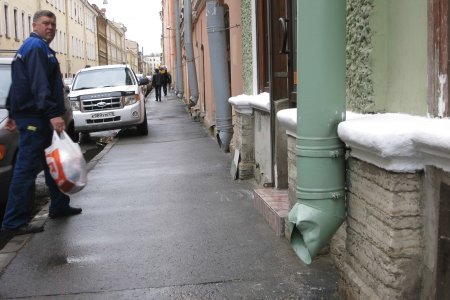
225, 0, 243, 97
189, 1, 243, 128
162, 0, 176, 87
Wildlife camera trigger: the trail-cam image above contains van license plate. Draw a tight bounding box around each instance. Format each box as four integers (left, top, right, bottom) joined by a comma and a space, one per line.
91, 112, 115, 119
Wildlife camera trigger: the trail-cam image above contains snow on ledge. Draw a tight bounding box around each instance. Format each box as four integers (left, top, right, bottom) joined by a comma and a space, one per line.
276, 110, 450, 172
338, 113, 450, 172
229, 93, 270, 113
277, 108, 297, 137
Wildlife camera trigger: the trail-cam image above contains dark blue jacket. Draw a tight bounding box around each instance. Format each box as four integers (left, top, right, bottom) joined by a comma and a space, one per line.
6, 32, 65, 119
152, 72, 163, 86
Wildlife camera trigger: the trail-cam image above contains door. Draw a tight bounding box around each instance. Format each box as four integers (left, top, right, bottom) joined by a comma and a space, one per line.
272, 0, 296, 188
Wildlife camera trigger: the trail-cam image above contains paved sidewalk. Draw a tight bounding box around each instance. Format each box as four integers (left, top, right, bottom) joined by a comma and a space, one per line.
0, 90, 339, 299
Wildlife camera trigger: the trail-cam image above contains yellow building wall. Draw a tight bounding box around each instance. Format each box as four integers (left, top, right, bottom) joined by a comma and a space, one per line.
0, 0, 39, 54
40, 0, 69, 77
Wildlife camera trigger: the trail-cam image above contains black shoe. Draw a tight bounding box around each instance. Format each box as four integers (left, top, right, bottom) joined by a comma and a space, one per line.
49, 206, 82, 219
1, 223, 44, 236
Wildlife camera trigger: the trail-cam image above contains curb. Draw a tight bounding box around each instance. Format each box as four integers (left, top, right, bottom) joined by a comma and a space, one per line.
0, 137, 119, 274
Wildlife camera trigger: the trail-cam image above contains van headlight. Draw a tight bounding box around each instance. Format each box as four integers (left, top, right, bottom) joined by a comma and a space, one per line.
69, 98, 81, 111
123, 94, 140, 106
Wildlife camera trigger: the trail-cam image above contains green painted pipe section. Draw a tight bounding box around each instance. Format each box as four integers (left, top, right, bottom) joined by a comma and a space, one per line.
288, 0, 346, 265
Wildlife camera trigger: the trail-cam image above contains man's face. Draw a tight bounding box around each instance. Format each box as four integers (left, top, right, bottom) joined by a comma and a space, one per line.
32, 15, 56, 43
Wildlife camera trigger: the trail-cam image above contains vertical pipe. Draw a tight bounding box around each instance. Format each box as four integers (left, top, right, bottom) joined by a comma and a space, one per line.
287, 0, 346, 264
206, 0, 233, 152
174, 0, 184, 97
184, 0, 200, 106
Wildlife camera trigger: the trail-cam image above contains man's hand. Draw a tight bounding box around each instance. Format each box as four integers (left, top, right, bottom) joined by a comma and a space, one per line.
3, 118, 17, 131
50, 116, 65, 133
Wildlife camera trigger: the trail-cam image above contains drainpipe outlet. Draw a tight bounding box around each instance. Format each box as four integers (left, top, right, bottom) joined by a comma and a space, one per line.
288, 197, 345, 264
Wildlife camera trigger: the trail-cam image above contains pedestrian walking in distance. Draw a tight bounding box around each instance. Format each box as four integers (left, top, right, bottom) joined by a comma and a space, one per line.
152, 68, 163, 102
160, 66, 171, 96
1, 10, 82, 237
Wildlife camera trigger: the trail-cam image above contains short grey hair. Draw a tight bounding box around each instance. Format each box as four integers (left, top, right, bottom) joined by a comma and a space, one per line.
33, 10, 56, 23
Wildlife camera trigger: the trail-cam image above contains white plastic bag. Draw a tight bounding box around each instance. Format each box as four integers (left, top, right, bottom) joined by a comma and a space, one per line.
45, 130, 87, 194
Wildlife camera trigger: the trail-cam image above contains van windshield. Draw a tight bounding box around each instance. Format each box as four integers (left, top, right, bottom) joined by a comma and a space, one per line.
72, 67, 136, 91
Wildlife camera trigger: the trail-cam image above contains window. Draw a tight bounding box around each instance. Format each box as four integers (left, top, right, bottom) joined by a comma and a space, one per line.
52, 29, 58, 52
59, 30, 62, 53
429, 0, 450, 117
28, 15, 31, 35
4, 3, 10, 38
13, 8, 18, 40
21, 11, 25, 40
0, 1, 2, 36
64, 32, 66, 54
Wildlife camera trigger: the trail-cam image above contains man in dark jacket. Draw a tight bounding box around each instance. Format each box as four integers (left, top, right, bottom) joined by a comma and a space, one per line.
152, 68, 163, 102
160, 67, 171, 96
1, 10, 81, 236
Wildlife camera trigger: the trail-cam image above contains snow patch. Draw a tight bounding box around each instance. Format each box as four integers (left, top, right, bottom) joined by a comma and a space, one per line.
229, 93, 270, 112
338, 113, 450, 172
276, 109, 450, 172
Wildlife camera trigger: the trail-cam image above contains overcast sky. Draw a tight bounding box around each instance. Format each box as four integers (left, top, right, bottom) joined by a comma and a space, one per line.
88, 0, 163, 55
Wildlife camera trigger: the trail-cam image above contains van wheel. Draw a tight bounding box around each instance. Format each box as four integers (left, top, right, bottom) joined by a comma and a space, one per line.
137, 111, 148, 136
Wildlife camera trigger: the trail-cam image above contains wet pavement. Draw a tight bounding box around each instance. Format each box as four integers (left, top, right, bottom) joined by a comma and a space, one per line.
0, 90, 339, 299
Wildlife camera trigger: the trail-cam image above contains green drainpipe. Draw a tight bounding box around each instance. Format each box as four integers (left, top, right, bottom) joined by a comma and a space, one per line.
287, 0, 346, 265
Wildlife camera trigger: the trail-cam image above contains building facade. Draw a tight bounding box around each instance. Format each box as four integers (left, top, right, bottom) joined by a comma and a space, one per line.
144, 53, 161, 73
125, 38, 139, 73
107, 20, 126, 65
92, 4, 107, 66
0, 0, 137, 77
0, 0, 38, 55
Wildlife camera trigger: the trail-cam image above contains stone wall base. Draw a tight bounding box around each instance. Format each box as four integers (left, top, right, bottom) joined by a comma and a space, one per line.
332, 158, 423, 300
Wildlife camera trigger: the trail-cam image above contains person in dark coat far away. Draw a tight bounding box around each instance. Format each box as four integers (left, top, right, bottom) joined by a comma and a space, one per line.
160, 66, 172, 96
152, 68, 163, 102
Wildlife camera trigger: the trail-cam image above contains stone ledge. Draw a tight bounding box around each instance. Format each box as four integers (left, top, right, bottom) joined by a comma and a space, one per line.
253, 188, 289, 236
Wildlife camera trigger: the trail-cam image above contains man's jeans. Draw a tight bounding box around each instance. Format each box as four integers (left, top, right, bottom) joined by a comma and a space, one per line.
2, 117, 70, 230
155, 85, 162, 100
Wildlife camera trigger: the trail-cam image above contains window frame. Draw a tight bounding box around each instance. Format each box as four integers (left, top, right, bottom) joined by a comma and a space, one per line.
4, 3, 10, 38
428, 0, 449, 117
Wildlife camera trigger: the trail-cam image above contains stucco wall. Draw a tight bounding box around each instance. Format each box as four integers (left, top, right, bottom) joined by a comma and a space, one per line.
240, 0, 253, 95
254, 109, 272, 185
336, 158, 423, 299
346, 0, 374, 113
371, 0, 428, 115
346, 0, 428, 116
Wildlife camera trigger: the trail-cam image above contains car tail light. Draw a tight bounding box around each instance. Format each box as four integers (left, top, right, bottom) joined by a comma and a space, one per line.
0, 145, 6, 161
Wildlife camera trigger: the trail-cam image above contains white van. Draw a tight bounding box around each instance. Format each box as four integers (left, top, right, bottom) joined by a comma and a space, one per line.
68, 64, 149, 136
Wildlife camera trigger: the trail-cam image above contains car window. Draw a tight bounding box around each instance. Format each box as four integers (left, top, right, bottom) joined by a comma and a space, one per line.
125, 68, 134, 85
0, 64, 11, 108
72, 68, 137, 91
